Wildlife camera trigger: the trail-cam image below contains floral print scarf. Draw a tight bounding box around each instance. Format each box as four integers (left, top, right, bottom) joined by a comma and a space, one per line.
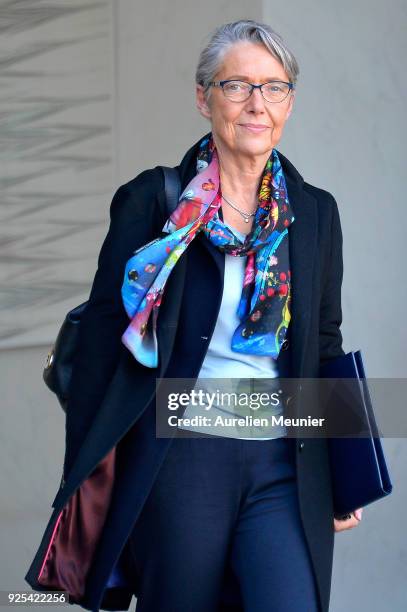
121, 133, 295, 368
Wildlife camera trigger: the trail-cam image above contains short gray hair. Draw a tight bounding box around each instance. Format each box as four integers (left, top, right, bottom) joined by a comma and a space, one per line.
196, 19, 300, 100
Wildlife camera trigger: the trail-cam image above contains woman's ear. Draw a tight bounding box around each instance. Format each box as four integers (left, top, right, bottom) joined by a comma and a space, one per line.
196, 84, 211, 120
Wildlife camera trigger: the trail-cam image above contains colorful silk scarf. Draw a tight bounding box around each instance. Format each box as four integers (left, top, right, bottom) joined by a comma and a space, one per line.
121, 134, 295, 368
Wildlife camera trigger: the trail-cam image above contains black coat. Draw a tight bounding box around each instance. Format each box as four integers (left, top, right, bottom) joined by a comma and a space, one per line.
25, 132, 345, 612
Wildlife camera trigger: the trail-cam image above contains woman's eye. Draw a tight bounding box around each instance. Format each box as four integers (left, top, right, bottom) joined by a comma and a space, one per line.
265, 84, 282, 93
225, 81, 248, 92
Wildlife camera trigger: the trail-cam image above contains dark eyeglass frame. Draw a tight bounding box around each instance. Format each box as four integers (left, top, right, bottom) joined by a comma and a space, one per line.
207, 79, 295, 103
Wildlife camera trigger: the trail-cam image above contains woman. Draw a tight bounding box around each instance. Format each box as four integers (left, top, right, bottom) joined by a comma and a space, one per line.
25, 19, 362, 612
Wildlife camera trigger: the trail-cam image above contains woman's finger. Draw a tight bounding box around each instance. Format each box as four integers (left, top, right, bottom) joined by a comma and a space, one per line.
354, 508, 363, 521
333, 513, 360, 532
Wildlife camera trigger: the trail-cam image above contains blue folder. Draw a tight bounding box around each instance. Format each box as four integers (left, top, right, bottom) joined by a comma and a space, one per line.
319, 350, 393, 518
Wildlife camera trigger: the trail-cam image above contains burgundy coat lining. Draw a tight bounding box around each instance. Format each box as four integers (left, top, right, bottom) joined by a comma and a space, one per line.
37, 447, 116, 600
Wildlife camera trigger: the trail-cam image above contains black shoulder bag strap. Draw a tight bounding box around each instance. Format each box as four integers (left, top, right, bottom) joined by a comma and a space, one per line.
157, 166, 181, 218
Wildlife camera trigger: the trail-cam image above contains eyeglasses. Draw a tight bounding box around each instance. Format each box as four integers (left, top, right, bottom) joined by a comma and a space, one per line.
208, 79, 295, 103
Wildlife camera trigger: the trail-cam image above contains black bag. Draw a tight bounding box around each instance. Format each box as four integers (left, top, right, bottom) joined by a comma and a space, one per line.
43, 166, 181, 411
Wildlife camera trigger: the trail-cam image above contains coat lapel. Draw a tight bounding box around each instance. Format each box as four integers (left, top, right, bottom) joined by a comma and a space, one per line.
156, 251, 188, 378
156, 135, 317, 380
280, 154, 317, 377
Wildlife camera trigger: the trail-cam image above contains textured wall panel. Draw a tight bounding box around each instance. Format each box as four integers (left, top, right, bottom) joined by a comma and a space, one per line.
0, 0, 113, 348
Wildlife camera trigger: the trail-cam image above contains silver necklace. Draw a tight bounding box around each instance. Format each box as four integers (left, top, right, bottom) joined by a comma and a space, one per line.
222, 194, 256, 223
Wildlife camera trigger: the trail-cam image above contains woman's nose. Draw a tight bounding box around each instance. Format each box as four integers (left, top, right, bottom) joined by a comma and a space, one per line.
245, 87, 267, 112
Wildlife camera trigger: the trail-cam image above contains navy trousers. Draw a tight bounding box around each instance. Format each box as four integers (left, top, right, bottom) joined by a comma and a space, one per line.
124, 431, 320, 612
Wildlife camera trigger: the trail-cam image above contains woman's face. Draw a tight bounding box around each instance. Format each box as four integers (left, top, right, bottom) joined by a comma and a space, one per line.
196, 41, 295, 159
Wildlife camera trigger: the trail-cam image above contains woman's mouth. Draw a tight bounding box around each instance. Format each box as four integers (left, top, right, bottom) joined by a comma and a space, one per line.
239, 124, 270, 133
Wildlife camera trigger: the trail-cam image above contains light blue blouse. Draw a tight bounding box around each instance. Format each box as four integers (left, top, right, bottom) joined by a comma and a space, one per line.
177, 224, 287, 440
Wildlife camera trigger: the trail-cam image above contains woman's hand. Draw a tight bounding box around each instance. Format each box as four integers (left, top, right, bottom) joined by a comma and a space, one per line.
333, 508, 363, 532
